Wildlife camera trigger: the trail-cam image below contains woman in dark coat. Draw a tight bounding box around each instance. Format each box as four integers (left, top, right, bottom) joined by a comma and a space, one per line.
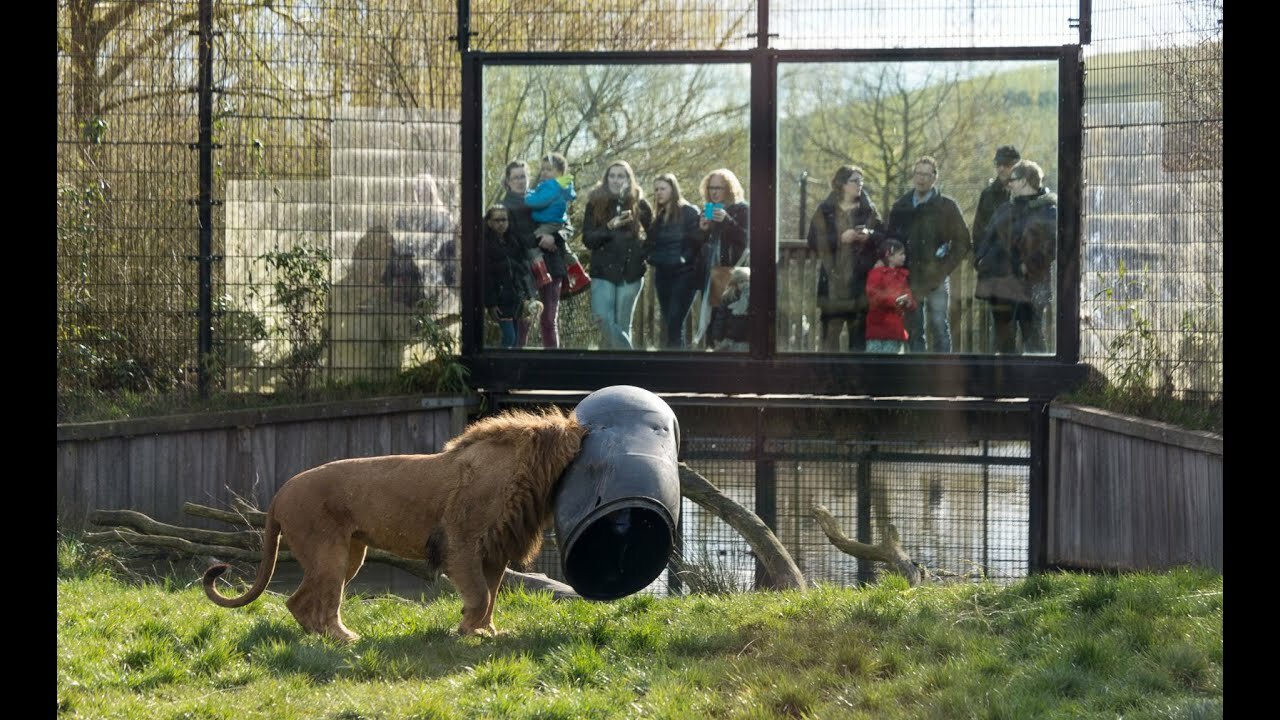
581, 160, 654, 350
806, 165, 882, 352
693, 167, 750, 346
482, 204, 535, 348
645, 172, 703, 349
973, 160, 1057, 354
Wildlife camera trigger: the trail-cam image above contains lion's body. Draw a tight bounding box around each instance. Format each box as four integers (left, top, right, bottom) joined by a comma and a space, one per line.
203, 408, 586, 641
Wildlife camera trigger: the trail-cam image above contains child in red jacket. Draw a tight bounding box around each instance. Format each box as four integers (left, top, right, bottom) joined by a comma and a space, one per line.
865, 239, 917, 354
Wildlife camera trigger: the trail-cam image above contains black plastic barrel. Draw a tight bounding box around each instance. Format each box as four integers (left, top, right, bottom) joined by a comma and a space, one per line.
553, 385, 682, 600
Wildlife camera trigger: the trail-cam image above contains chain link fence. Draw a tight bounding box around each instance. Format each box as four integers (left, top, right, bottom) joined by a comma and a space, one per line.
1081, 0, 1222, 407
58, 0, 1221, 414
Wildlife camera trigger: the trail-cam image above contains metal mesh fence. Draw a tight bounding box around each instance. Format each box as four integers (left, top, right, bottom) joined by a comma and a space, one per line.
57, 0, 464, 409
1080, 0, 1222, 406
57, 0, 1222, 412
523, 428, 1030, 595
469, 0, 759, 52
57, 1, 203, 403
214, 1, 462, 394
769, 0, 1082, 49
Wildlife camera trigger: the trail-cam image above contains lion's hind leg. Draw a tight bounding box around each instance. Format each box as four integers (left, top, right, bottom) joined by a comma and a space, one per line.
286, 537, 361, 643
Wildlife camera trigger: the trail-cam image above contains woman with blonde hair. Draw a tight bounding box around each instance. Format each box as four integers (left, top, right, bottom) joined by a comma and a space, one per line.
693, 167, 749, 346
581, 160, 654, 349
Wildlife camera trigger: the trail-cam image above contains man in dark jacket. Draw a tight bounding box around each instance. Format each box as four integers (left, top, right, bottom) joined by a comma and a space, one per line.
881, 156, 971, 353
972, 145, 1021, 248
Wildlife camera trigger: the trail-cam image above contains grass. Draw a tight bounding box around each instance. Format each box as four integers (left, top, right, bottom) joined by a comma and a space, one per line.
57, 540, 1222, 720
1056, 379, 1222, 436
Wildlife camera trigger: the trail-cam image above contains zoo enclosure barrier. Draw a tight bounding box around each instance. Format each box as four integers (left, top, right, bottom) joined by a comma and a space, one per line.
58, 0, 1221, 412
57, 394, 1040, 591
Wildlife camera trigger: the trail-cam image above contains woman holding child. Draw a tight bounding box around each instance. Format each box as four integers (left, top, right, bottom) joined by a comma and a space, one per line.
501, 159, 571, 348
582, 160, 654, 350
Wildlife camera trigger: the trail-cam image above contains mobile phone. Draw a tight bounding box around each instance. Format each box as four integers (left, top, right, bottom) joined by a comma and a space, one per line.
704, 202, 723, 220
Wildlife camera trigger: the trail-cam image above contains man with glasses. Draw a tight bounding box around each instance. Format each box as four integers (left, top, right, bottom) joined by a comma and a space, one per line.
881, 156, 971, 353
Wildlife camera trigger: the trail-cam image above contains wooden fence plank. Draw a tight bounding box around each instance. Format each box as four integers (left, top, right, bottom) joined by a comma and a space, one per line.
251, 424, 277, 508
224, 426, 254, 505
1144, 438, 1170, 570
58, 400, 475, 533
273, 422, 309, 501
95, 438, 129, 518
1047, 409, 1222, 573
325, 417, 352, 462
1206, 456, 1223, 571
57, 441, 83, 529
127, 435, 158, 524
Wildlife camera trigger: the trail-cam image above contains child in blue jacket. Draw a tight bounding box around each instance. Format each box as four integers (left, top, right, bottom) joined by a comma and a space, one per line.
525, 152, 577, 248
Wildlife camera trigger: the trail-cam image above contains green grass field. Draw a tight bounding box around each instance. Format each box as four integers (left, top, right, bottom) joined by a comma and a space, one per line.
57, 541, 1222, 719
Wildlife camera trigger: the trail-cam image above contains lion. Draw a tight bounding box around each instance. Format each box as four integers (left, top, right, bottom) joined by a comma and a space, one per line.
202, 407, 586, 642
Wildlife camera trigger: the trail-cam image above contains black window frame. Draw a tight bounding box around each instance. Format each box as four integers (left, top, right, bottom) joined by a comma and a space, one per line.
458, 44, 1087, 400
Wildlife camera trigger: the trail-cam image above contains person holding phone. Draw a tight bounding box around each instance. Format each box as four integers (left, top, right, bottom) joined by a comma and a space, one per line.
694, 168, 750, 346
806, 165, 882, 352
879, 155, 970, 353
582, 160, 654, 350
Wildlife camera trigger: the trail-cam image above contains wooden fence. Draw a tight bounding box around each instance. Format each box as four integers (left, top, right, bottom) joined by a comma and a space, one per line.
1047, 402, 1222, 572
56, 395, 478, 532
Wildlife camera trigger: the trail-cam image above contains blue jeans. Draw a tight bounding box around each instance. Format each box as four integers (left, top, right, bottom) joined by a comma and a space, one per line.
590, 277, 644, 349
497, 318, 517, 348
865, 339, 906, 354
906, 277, 952, 353
653, 265, 701, 349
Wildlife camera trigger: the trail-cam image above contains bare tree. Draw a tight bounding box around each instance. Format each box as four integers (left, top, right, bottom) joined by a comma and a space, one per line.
483, 63, 751, 207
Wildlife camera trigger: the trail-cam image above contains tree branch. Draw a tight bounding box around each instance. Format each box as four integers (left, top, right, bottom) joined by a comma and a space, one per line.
677, 463, 807, 590
811, 504, 923, 586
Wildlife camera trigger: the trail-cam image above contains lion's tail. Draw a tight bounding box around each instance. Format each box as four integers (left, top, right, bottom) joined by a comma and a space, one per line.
202, 510, 282, 608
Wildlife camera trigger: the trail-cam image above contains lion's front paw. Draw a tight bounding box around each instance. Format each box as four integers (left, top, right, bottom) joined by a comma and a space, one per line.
328, 628, 361, 644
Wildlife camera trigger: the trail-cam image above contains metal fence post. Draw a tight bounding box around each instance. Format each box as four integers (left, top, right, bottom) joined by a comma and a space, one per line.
753, 407, 778, 589
856, 448, 874, 585
1028, 401, 1050, 572
194, 0, 215, 397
